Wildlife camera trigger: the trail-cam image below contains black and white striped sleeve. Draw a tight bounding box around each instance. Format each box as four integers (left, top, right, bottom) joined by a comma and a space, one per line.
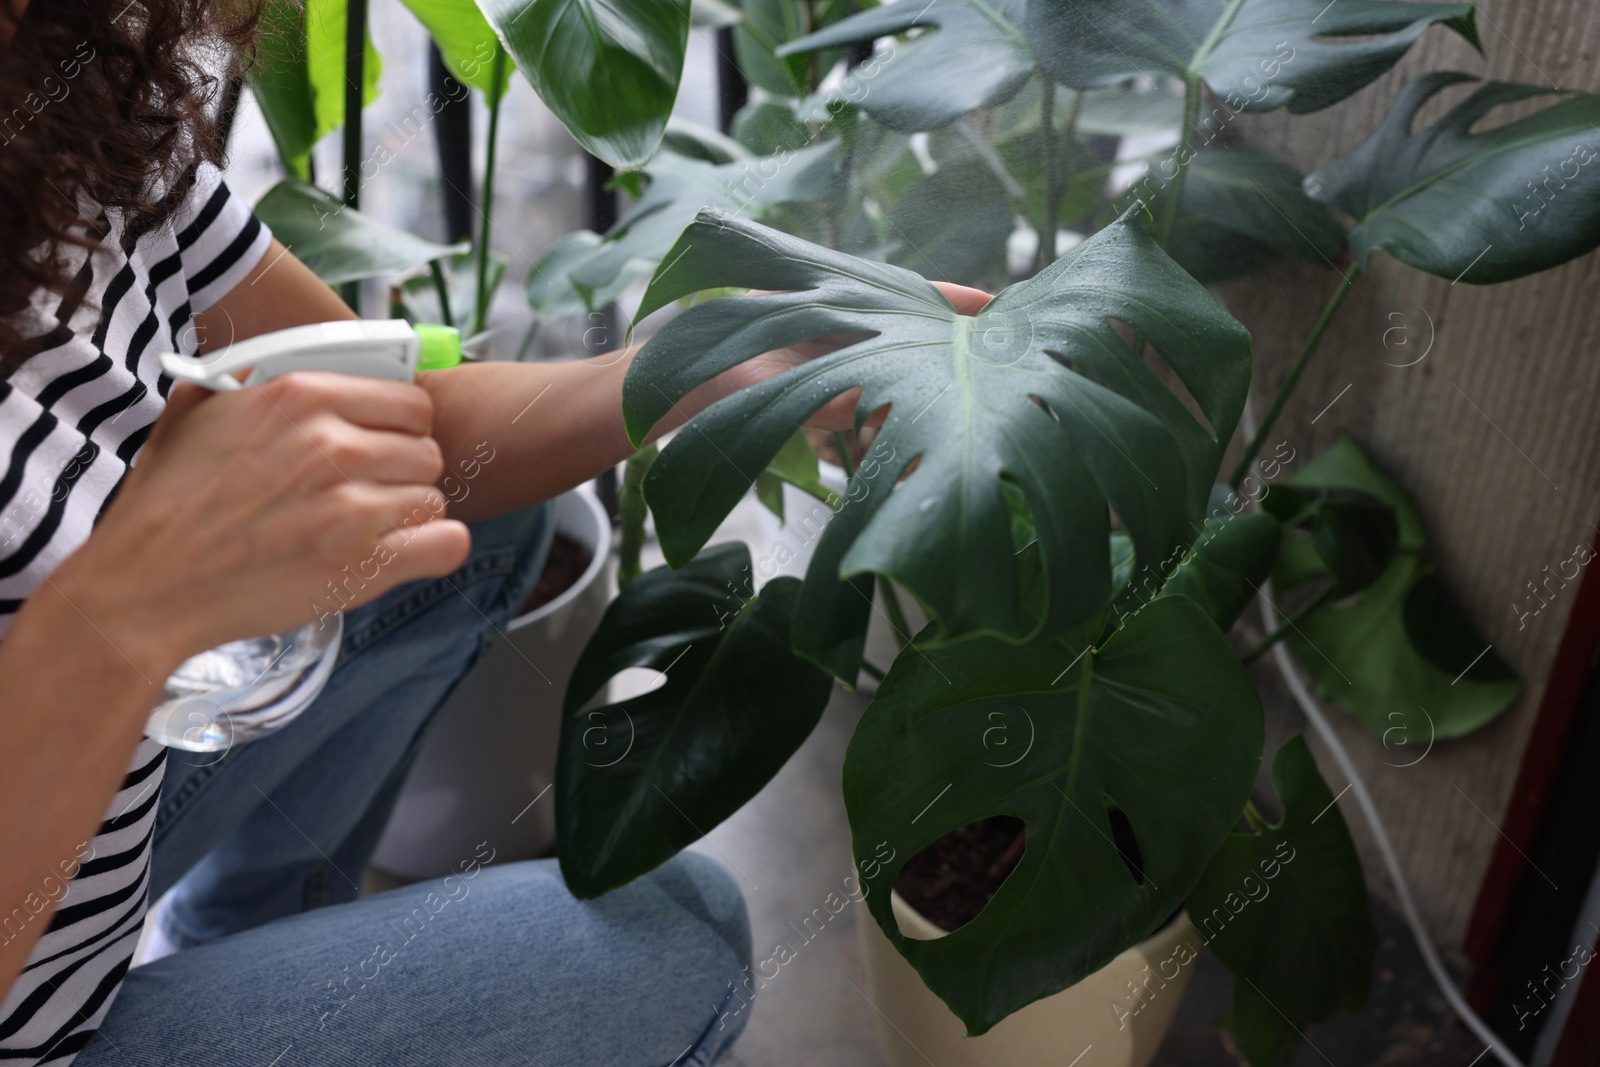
170, 164, 273, 313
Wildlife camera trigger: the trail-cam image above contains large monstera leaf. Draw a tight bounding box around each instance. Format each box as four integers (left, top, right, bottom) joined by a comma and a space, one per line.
1111, 489, 1282, 634
623, 210, 1251, 669
478, 0, 689, 170
1164, 146, 1347, 283
1026, 0, 1476, 114
556, 544, 832, 899
779, 0, 1036, 131
1188, 736, 1377, 1067
1306, 74, 1600, 283
845, 596, 1263, 1034
1275, 437, 1519, 739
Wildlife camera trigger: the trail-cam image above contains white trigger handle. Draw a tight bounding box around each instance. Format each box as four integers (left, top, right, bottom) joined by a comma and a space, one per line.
158, 320, 422, 392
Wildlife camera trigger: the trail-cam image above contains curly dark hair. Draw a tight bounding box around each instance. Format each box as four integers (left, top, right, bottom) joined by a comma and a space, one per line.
0, 0, 262, 365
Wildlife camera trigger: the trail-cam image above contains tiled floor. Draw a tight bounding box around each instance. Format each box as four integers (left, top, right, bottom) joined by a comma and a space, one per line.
689, 686, 889, 1067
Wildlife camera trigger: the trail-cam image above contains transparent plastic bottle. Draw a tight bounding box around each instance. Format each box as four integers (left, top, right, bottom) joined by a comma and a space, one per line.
145, 615, 343, 752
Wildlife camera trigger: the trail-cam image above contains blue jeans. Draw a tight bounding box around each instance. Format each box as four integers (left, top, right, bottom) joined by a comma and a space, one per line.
78, 504, 753, 1066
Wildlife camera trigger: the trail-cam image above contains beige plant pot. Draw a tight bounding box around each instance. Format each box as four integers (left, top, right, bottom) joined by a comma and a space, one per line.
857, 891, 1199, 1067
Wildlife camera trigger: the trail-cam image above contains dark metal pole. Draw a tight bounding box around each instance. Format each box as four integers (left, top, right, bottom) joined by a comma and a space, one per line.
340, 0, 368, 310
428, 45, 476, 244
584, 152, 621, 518
715, 27, 748, 134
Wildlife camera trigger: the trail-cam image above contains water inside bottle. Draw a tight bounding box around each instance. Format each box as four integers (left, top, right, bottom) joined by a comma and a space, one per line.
145, 617, 342, 752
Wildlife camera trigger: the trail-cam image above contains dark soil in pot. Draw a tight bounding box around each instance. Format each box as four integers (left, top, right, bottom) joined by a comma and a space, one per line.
894, 816, 1026, 934
520, 534, 593, 615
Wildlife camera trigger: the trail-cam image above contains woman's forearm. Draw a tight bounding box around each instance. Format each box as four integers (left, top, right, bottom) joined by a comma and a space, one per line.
418, 350, 724, 523
0, 569, 176, 1002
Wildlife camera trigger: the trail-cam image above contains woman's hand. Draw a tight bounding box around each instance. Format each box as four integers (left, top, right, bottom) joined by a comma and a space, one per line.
705, 281, 993, 431
50, 372, 470, 678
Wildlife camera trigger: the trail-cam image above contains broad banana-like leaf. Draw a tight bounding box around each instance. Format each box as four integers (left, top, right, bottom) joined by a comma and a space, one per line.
398, 0, 511, 95
780, 0, 1036, 131
254, 182, 467, 286
477, 0, 690, 170
731, 99, 813, 155
1305, 73, 1600, 283
567, 143, 840, 295
250, 0, 319, 180
624, 210, 1252, 665
524, 231, 653, 324
1276, 436, 1519, 739
305, 0, 383, 140
659, 117, 750, 165
731, 0, 855, 98
556, 544, 832, 898
846, 596, 1263, 1034
1026, 0, 1477, 115
1189, 736, 1377, 1065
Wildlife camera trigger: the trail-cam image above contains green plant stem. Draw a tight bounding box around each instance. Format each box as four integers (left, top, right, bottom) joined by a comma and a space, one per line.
618, 444, 658, 587
1243, 800, 1270, 830
860, 659, 887, 682
878, 576, 913, 650
512, 318, 539, 363
339, 0, 368, 312
1229, 263, 1362, 487
832, 431, 855, 478
429, 259, 454, 328
1039, 81, 1058, 267
1152, 75, 1201, 248
472, 46, 508, 338
1242, 585, 1337, 664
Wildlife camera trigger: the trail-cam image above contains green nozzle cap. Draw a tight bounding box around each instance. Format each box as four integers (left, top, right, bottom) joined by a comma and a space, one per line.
414, 324, 463, 372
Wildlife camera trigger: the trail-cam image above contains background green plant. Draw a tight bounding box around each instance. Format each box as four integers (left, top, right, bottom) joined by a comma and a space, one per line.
239, 1, 1600, 1060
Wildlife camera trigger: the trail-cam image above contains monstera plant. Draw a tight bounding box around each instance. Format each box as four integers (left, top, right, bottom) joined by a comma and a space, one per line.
238, 0, 1600, 1061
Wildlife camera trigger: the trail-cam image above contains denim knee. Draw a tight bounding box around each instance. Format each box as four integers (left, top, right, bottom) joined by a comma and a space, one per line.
469, 499, 556, 627
644, 851, 754, 977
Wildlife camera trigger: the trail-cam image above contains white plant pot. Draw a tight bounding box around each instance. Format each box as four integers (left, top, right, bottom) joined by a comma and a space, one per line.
371, 488, 612, 881
858, 892, 1198, 1067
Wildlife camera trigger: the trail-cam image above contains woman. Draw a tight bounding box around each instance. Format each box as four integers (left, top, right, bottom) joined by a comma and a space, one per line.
0, 1, 989, 1063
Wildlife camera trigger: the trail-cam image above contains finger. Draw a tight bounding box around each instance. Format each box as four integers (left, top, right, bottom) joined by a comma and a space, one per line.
933, 282, 993, 315
308, 423, 446, 486
258, 372, 434, 435
370, 520, 473, 590
312, 482, 451, 558
327, 520, 473, 613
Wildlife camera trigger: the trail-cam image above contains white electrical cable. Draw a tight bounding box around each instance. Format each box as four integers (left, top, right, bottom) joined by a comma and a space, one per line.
1256, 583, 1527, 1067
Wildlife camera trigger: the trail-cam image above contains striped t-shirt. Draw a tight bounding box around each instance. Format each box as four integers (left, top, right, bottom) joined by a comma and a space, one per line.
0, 164, 271, 1064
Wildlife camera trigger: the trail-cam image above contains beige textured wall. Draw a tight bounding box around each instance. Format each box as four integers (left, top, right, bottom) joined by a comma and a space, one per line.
1217, 1, 1600, 958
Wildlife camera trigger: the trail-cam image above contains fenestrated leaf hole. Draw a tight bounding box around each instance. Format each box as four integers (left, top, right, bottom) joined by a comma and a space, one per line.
894, 816, 1025, 933
998, 475, 1047, 625
607, 666, 669, 703
1108, 315, 1217, 440
1105, 801, 1146, 886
